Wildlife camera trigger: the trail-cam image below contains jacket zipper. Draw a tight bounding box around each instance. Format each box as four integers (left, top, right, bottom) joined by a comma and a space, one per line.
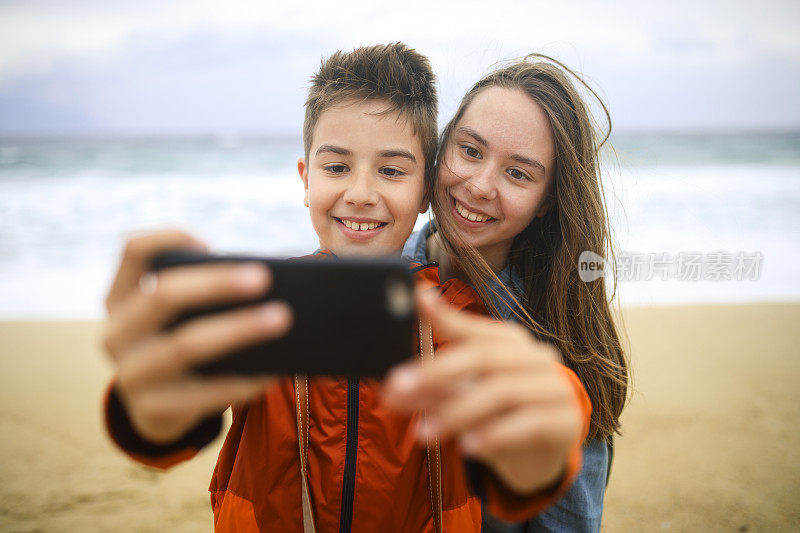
339, 262, 437, 531
339, 377, 360, 533
410, 261, 438, 274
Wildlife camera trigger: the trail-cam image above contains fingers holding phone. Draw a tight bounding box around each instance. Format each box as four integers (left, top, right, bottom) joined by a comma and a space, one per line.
101, 229, 293, 444
105, 228, 208, 314
105, 260, 280, 358
382, 292, 583, 493
115, 299, 292, 389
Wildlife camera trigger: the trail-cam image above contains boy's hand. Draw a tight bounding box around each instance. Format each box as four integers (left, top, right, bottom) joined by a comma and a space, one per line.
382, 292, 583, 495
102, 229, 293, 444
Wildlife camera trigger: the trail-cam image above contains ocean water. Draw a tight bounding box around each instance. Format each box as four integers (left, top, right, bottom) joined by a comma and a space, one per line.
1, 132, 799, 319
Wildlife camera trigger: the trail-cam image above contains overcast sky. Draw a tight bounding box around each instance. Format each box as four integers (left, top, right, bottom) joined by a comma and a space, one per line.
1, 0, 798, 135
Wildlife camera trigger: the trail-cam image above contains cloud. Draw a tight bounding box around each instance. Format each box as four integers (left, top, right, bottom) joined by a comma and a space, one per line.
0, 29, 329, 134
1, 0, 798, 133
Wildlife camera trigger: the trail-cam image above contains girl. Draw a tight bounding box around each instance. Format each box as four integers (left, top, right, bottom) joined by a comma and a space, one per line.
384, 54, 629, 532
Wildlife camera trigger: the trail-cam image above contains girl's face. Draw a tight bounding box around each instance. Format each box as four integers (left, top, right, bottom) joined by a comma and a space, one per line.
437, 86, 556, 268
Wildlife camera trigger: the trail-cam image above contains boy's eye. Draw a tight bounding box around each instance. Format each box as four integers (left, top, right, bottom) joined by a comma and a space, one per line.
461, 145, 482, 159
380, 167, 404, 177
507, 168, 531, 181
325, 164, 348, 174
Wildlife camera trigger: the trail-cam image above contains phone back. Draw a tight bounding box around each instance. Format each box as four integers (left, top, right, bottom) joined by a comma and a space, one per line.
152, 250, 415, 378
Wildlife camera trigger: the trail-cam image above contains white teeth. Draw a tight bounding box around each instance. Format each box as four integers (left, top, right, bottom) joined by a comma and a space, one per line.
455, 201, 491, 223
340, 219, 383, 231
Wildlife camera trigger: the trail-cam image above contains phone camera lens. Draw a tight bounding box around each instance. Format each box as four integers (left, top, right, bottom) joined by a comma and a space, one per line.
385, 274, 412, 319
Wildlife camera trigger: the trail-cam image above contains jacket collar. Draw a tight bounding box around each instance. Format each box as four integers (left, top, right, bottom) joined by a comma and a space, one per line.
402, 221, 525, 321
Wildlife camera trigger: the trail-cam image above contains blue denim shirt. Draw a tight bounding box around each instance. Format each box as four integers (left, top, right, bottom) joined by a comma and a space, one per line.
402, 223, 608, 533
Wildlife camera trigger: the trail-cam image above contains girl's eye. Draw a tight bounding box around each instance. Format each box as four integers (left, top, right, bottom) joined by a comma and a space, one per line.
325, 164, 348, 174
461, 145, 482, 159
380, 167, 404, 177
507, 168, 531, 181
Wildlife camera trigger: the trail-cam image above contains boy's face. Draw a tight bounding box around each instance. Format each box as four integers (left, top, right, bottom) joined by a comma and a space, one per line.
298, 99, 427, 256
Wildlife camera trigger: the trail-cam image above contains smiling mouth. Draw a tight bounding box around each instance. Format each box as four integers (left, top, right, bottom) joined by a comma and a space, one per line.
453, 199, 494, 223
334, 217, 388, 231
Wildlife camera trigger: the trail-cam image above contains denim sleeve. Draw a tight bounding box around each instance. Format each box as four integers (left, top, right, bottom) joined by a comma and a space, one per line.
480, 439, 609, 533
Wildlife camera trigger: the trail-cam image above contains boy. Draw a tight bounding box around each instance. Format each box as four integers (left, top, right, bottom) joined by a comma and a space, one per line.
103, 43, 584, 531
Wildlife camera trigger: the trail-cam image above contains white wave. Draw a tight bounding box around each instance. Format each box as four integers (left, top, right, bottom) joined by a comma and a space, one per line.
1, 161, 798, 318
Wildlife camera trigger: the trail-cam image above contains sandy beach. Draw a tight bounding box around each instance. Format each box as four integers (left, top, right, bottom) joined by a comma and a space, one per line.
1, 303, 798, 532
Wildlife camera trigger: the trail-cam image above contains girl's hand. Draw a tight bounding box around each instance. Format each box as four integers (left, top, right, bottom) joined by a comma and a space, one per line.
382, 292, 584, 495
102, 229, 293, 444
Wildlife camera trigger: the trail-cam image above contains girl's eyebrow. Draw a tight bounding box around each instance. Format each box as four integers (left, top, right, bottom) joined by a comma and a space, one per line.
457, 126, 489, 148
510, 154, 546, 175
457, 126, 546, 175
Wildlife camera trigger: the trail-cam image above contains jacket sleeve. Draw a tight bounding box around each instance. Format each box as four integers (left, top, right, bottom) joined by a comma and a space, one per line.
103, 379, 223, 470
464, 364, 592, 522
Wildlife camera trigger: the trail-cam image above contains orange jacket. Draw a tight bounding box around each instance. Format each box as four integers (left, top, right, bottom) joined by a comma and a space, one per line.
105, 261, 591, 532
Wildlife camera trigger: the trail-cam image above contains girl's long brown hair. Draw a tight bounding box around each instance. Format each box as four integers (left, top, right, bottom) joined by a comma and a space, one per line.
432, 54, 628, 442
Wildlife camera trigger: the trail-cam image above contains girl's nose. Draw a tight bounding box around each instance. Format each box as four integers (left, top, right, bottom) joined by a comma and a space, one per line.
463, 165, 497, 201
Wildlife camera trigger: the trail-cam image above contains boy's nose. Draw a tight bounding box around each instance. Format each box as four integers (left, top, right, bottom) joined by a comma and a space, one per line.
343, 172, 379, 207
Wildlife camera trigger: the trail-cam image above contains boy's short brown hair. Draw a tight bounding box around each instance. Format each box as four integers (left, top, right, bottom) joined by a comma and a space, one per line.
303, 42, 438, 191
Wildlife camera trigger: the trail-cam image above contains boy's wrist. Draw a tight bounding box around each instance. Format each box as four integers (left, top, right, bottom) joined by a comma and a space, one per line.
490, 456, 566, 496
475, 451, 567, 497
106, 383, 222, 459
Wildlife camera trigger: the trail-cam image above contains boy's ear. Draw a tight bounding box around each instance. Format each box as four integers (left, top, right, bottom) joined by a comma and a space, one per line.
297, 158, 309, 208
418, 191, 429, 214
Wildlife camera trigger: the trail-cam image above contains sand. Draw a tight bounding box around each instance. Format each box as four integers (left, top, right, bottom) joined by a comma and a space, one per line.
0, 303, 798, 532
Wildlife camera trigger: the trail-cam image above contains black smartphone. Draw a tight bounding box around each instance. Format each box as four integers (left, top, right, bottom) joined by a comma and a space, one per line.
151, 250, 415, 378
